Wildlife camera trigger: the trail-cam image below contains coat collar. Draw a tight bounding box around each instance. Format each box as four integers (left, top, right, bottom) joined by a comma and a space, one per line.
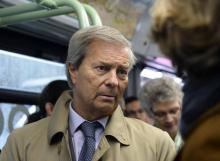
103, 106, 130, 145
47, 90, 72, 144
47, 91, 130, 146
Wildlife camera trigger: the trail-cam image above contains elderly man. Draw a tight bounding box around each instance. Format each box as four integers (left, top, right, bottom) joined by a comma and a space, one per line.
0, 26, 175, 161
139, 77, 183, 149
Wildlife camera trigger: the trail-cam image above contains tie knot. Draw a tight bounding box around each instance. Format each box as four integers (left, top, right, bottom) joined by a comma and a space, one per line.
80, 121, 100, 138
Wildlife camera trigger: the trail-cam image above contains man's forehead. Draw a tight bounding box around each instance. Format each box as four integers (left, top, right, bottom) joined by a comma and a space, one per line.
98, 60, 130, 69
85, 41, 133, 69
153, 101, 181, 110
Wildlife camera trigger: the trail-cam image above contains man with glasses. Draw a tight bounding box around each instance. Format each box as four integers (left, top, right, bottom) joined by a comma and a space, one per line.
139, 76, 183, 149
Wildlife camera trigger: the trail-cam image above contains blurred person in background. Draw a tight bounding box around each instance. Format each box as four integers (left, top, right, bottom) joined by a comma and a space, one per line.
151, 0, 220, 160
139, 77, 183, 149
27, 80, 69, 123
124, 96, 154, 124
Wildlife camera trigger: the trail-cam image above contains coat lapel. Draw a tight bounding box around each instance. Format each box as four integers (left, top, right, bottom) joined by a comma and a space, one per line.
47, 91, 73, 161
59, 133, 73, 161
93, 106, 130, 161
104, 106, 130, 145
93, 137, 110, 161
47, 91, 72, 143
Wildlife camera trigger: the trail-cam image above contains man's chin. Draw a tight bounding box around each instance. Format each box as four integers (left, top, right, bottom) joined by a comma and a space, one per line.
96, 105, 117, 115
167, 129, 177, 138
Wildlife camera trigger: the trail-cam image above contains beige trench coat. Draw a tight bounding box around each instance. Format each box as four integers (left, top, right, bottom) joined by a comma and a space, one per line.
0, 91, 176, 161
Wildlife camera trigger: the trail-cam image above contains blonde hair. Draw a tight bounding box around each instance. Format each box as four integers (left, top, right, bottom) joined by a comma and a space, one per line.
151, 0, 212, 29
150, 0, 220, 77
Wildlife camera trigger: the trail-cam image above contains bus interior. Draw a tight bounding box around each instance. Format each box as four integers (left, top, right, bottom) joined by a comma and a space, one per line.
0, 0, 181, 149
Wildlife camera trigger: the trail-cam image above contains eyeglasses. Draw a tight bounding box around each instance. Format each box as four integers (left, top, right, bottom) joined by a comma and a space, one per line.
153, 108, 180, 119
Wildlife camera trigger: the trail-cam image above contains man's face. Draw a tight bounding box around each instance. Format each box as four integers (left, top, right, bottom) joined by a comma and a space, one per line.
152, 100, 181, 140
125, 100, 152, 123
69, 40, 131, 121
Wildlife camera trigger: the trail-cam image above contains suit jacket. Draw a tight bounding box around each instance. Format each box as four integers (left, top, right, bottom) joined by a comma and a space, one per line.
174, 102, 220, 161
0, 91, 175, 161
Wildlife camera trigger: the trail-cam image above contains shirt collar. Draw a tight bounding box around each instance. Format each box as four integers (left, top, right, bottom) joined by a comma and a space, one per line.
68, 102, 108, 135
48, 91, 130, 146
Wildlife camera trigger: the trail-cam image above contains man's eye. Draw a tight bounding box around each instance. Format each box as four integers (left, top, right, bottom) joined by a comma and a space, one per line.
154, 112, 165, 118
117, 69, 128, 79
169, 109, 178, 114
96, 66, 108, 72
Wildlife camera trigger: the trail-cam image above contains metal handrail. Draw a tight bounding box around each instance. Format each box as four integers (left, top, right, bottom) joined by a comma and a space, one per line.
83, 3, 102, 26
0, 0, 102, 28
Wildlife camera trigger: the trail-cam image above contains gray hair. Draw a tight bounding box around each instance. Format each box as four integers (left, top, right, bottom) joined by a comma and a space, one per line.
66, 26, 136, 88
139, 76, 183, 115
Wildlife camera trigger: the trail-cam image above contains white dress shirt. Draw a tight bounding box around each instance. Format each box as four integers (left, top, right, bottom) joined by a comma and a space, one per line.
68, 102, 108, 161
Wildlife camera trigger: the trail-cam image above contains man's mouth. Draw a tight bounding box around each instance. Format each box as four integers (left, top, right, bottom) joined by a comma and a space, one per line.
164, 124, 175, 130
97, 94, 116, 101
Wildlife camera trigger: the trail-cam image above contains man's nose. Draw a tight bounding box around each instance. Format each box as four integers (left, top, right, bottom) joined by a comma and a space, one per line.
164, 113, 173, 122
105, 70, 119, 87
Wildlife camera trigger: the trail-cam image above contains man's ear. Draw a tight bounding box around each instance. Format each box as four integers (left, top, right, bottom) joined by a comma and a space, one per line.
68, 64, 78, 84
45, 102, 53, 116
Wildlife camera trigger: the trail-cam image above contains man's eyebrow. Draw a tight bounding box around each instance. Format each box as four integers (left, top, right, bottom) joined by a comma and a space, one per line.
95, 61, 130, 69
169, 107, 181, 110
154, 107, 180, 113
92, 61, 110, 66
119, 64, 130, 70
99, 61, 111, 65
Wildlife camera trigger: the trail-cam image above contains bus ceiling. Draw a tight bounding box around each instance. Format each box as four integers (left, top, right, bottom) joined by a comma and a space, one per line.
0, 0, 103, 61
0, 0, 102, 28
0, 0, 102, 46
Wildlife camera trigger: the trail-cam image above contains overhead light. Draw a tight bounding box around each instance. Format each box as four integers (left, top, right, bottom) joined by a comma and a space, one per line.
140, 68, 163, 79
140, 67, 183, 85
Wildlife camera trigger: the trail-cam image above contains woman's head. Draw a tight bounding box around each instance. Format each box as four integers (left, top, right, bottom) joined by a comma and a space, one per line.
150, 0, 220, 77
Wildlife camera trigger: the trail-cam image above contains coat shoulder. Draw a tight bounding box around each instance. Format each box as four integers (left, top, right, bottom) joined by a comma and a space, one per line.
125, 117, 169, 138
10, 117, 50, 144
123, 117, 176, 161
124, 117, 174, 146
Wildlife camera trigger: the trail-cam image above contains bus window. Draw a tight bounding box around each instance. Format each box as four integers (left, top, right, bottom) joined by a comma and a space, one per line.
0, 49, 67, 149
0, 103, 38, 149
0, 49, 66, 93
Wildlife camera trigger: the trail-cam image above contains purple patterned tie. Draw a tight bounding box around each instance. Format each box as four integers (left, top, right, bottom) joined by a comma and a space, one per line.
78, 121, 99, 161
